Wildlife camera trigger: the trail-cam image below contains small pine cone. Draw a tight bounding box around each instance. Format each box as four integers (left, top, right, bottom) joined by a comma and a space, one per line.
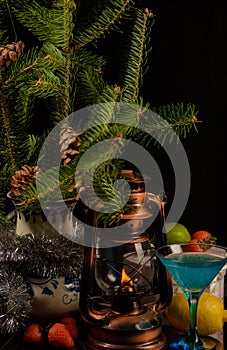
10, 165, 40, 198
0, 41, 25, 68
59, 124, 81, 165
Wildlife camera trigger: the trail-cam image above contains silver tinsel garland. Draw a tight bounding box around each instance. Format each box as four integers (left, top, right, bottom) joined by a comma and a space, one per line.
0, 268, 31, 334
22, 233, 83, 277
0, 232, 83, 278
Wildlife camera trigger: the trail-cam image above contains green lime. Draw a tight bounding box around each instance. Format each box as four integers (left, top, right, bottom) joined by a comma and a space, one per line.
165, 222, 191, 244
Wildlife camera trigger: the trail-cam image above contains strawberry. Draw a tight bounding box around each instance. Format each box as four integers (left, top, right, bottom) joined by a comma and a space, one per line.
23, 323, 45, 344
48, 322, 75, 349
191, 230, 211, 240
183, 230, 217, 252
191, 230, 217, 244
60, 317, 79, 339
182, 239, 204, 252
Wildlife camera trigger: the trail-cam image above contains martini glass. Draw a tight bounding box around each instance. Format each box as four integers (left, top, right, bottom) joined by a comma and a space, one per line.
156, 243, 227, 350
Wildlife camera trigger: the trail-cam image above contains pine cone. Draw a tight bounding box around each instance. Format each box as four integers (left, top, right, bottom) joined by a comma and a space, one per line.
59, 124, 81, 164
0, 41, 25, 68
10, 165, 40, 198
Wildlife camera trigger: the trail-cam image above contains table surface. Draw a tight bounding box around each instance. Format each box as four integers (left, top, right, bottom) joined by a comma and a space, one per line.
0, 325, 225, 350
1, 277, 226, 349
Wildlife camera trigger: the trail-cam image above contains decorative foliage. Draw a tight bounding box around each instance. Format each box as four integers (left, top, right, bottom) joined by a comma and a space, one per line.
73, 0, 134, 49
0, 0, 201, 222
134, 102, 200, 147
119, 7, 154, 102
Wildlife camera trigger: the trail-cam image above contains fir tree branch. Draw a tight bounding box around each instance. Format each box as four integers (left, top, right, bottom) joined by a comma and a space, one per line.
11, 0, 75, 49
74, 0, 134, 49
79, 88, 122, 156
3, 48, 39, 86
0, 79, 17, 170
70, 48, 106, 108
11, 164, 79, 211
152, 102, 200, 134
134, 102, 200, 147
0, 42, 71, 183
71, 48, 106, 72
75, 67, 105, 107
120, 8, 151, 103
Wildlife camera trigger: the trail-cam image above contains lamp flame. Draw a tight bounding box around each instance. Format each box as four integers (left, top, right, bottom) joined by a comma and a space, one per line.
121, 268, 133, 287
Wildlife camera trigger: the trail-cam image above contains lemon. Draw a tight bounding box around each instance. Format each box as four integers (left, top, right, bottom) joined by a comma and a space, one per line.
202, 337, 224, 350
167, 292, 227, 336
165, 222, 191, 244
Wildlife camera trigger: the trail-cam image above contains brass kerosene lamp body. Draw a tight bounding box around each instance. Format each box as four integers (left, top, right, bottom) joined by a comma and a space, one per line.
79, 172, 172, 350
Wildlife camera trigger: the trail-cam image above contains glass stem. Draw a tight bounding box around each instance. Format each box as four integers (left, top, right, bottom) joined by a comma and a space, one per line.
185, 291, 202, 344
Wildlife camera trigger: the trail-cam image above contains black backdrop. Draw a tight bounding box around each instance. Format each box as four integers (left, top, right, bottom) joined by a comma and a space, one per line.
141, 0, 226, 246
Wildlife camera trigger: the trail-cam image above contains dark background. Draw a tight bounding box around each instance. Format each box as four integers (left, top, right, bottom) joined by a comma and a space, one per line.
141, 0, 227, 247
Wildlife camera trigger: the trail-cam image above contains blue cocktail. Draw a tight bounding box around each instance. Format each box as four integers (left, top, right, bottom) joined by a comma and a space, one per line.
156, 244, 227, 349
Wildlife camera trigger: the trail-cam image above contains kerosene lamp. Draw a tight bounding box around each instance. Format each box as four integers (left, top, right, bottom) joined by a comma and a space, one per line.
79, 171, 172, 350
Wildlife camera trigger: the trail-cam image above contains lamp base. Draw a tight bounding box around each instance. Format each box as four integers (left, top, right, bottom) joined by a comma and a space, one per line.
84, 304, 168, 349
86, 331, 167, 350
